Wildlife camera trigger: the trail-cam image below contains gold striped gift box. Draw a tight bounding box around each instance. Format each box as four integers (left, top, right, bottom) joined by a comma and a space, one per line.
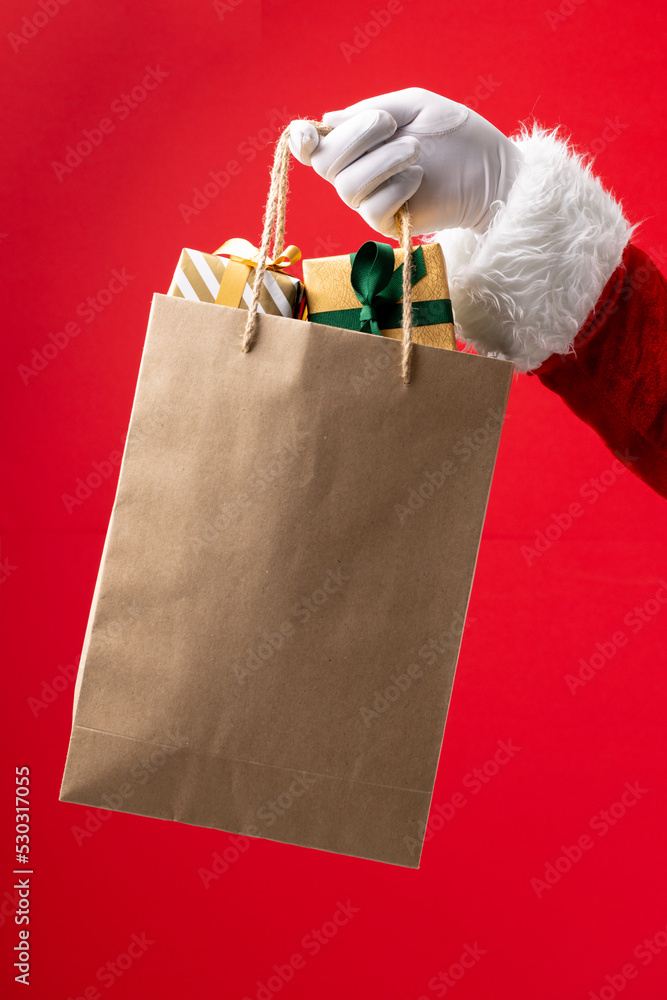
167, 243, 305, 318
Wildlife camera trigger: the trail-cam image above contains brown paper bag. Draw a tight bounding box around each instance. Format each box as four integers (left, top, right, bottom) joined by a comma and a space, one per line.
59, 294, 512, 867
60, 122, 513, 866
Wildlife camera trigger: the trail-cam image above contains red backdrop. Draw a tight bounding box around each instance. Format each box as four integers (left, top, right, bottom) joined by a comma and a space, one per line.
2, 1, 666, 998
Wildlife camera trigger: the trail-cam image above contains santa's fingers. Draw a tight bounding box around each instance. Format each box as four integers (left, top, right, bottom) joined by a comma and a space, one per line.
289, 110, 397, 179
356, 165, 424, 237
333, 136, 422, 209
323, 88, 468, 134
288, 120, 322, 166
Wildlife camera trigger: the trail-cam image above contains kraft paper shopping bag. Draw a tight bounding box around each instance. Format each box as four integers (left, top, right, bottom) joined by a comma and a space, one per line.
60, 121, 513, 866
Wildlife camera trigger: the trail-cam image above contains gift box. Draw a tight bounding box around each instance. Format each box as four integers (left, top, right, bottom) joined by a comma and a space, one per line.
302, 241, 456, 350
168, 239, 305, 318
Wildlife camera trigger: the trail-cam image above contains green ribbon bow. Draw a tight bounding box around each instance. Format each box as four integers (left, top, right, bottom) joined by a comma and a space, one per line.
352, 241, 423, 335
309, 241, 453, 334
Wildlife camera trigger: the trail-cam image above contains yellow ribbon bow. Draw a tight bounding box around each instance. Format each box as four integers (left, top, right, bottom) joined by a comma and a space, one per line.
212, 239, 301, 309
214, 238, 301, 270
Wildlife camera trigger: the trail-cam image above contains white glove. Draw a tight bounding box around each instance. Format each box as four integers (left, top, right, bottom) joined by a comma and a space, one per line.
288, 87, 524, 238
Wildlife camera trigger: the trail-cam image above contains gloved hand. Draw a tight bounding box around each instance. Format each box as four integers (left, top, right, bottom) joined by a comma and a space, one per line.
288, 87, 524, 238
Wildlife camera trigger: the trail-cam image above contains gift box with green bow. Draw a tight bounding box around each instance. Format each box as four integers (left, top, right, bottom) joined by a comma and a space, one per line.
302, 240, 456, 350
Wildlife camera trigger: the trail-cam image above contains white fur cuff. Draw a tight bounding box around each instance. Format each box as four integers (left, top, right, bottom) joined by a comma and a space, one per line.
435, 125, 636, 373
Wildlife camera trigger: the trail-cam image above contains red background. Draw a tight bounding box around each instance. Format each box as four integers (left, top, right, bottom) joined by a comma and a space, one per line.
2, 0, 666, 998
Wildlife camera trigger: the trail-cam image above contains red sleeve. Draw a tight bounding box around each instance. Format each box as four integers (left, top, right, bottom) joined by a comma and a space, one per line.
530, 244, 667, 499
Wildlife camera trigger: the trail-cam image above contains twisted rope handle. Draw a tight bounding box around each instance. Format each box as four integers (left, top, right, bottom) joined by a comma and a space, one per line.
241, 121, 415, 385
